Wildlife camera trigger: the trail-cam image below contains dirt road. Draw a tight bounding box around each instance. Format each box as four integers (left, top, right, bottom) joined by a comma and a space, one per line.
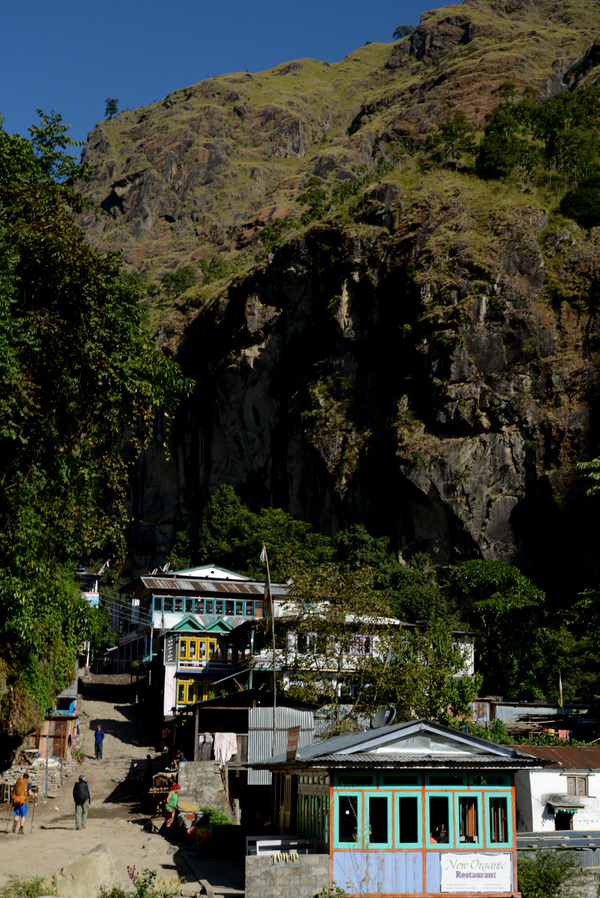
0, 673, 190, 891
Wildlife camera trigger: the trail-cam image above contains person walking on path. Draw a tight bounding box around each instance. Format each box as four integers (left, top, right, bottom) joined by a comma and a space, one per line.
94, 724, 105, 760
11, 772, 34, 835
72, 774, 91, 830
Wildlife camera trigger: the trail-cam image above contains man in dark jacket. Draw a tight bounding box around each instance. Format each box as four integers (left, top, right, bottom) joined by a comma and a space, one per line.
73, 774, 91, 830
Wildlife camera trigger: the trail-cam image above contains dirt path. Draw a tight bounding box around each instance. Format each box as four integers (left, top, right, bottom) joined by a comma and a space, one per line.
0, 673, 190, 891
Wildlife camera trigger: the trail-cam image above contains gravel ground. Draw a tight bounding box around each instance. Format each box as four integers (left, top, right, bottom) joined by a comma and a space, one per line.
0, 673, 192, 891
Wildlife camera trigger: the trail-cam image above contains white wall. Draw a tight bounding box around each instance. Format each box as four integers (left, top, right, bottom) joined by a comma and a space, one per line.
163, 663, 177, 718
515, 769, 600, 832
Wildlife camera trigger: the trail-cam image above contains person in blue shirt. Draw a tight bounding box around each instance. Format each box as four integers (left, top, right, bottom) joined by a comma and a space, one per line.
94, 725, 105, 760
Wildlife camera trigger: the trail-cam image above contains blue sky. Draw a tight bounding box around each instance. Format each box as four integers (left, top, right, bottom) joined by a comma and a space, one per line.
1, 0, 440, 147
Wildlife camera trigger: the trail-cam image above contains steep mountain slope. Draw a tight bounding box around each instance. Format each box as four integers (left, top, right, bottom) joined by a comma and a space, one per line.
77, 0, 600, 592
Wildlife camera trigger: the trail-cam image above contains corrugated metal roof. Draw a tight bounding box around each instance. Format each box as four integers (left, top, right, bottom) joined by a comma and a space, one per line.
137, 577, 287, 597
247, 707, 315, 786
257, 752, 537, 769
250, 719, 538, 770
515, 746, 600, 769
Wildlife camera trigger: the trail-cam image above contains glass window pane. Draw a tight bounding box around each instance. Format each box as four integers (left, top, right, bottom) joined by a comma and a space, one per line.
338, 795, 358, 843
189, 642, 196, 658
179, 640, 186, 657
398, 795, 419, 844
429, 796, 450, 844
489, 797, 508, 843
368, 796, 388, 845
459, 796, 479, 843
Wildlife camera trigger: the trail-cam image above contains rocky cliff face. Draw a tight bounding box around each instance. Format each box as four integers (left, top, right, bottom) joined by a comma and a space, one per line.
77, 0, 600, 590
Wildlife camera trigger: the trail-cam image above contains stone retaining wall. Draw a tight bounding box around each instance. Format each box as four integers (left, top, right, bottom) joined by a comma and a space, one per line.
177, 761, 231, 817
245, 853, 330, 898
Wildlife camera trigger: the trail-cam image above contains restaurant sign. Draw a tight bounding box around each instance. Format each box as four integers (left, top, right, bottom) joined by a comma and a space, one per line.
440, 854, 512, 893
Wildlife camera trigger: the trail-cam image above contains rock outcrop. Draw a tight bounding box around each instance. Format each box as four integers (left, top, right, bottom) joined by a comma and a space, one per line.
76, 0, 600, 594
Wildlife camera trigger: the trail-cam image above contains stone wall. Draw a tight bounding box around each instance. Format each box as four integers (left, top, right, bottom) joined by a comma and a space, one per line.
245, 854, 330, 898
176, 761, 232, 818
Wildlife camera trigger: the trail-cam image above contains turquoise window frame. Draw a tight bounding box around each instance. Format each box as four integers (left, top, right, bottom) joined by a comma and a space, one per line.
334, 791, 363, 849
365, 791, 392, 849
470, 774, 510, 788
382, 774, 420, 787
334, 773, 375, 787
395, 791, 422, 847
455, 792, 483, 848
486, 792, 513, 847
426, 792, 454, 848
426, 773, 466, 787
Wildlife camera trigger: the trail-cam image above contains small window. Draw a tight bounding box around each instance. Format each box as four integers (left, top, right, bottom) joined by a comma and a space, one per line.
488, 795, 511, 845
177, 683, 185, 702
337, 795, 360, 845
458, 795, 480, 844
175, 598, 183, 612
428, 774, 465, 786
397, 794, 421, 846
189, 641, 196, 659
368, 795, 389, 846
225, 600, 234, 615
179, 640, 186, 658
471, 774, 508, 787
428, 795, 451, 845
215, 601, 223, 615
336, 774, 373, 787
567, 776, 588, 797
185, 598, 194, 613
235, 601, 245, 615
382, 774, 420, 786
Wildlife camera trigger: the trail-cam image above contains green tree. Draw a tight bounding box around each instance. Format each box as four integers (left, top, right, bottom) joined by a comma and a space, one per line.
105, 98, 119, 119
393, 25, 415, 40
280, 562, 394, 733
373, 619, 481, 722
446, 560, 546, 699
171, 485, 334, 580
161, 265, 196, 295
0, 111, 189, 734
560, 174, 600, 228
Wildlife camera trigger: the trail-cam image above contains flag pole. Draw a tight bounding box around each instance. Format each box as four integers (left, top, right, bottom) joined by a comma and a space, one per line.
261, 543, 277, 756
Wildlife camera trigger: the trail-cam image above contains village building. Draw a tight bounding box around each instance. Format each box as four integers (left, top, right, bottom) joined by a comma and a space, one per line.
247, 718, 537, 898
514, 746, 600, 832
116, 565, 288, 717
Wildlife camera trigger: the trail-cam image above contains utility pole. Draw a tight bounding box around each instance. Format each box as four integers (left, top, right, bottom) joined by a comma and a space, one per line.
260, 544, 277, 757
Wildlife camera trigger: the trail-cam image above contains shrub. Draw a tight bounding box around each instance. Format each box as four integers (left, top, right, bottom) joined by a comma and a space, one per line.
0, 877, 53, 898
560, 174, 600, 228
518, 850, 578, 898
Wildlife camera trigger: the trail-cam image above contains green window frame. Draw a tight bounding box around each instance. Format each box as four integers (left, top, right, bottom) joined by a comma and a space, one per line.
455, 792, 483, 848
334, 792, 362, 848
427, 773, 466, 787
365, 791, 392, 849
395, 791, 422, 847
470, 774, 509, 788
486, 793, 513, 847
335, 773, 375, 787
426, 792, 453, 848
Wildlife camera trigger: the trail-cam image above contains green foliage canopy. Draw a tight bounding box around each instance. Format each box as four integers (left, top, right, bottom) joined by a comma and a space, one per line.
446, 560, 546, 699
0, 111, 189, 733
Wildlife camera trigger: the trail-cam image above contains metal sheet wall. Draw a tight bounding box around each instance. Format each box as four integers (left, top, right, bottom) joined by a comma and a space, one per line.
247, 707, 314, 785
